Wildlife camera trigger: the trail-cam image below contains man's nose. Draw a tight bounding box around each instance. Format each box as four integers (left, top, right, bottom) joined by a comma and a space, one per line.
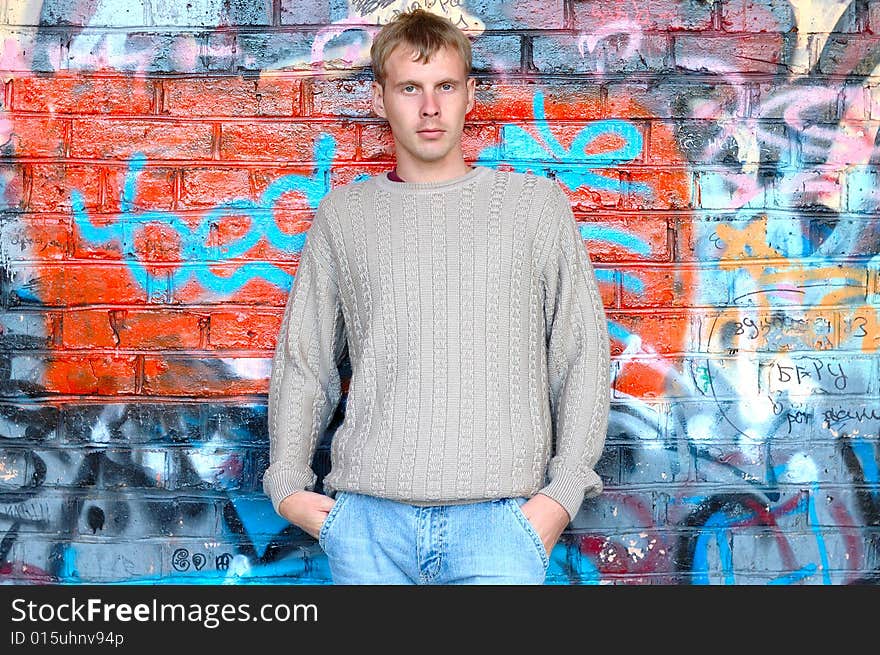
421, 92, 440, 116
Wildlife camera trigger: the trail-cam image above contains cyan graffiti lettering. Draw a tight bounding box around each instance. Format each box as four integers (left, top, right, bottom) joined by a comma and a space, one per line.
70, 134, 337, 294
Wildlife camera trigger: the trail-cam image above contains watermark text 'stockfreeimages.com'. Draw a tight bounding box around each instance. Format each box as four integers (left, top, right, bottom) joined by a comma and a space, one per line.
9, 596, 318, 643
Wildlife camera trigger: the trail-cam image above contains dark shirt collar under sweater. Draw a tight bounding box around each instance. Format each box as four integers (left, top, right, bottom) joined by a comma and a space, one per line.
377, 165, 488, 193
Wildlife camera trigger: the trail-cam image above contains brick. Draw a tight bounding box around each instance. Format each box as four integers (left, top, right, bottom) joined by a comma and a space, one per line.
799, 124, 876, 167
250, 165, 329, 211
721, 0, 798, 33
550, 168, 623, 210
220, 121, 358, 161
1, 264, 53, 307
618, 441, 695, 485
162, 77, 299, 117
729, 259, 868, 308
606, 80, 749, 121
280, 0, 331, 24
361, 122, 498, 162
569, 490, 659, 530
623, 168, 692, 210
759, 354, 871, 397
104, 166, 177, 212
697, 307, 837, 354
693, 169, 766, 211
676, 214, 810, 263
169, 261, 297, 305
607, 311, 691, 355
533, 34, 671, 75
755, 82, 840, 123
234, 31, 314, 72
48, 539, 161, 582
208, 311, 283, 349
811, 219, 880, 258
0, 492, 61, 531
846, 166, 880, 213
816, 36, 880, 77
0, 164, 26, 210
871, 2, 880, 34
161, 538, 253, 580
31, 1, 146, 26
674, 34, 790, 75
3, 117, 66, 158
571, 529, 675, 578
42, 353, 139, 394
329, 164, 392, 188
471, 81, 603, 122
812, 488, 880, 527
468, 0, 564, 30
69, 213, 126, 259
62, 308, 206, 350
2, 29, 64, 73
693, 355, 764, 400
0, 310, 55, 350
816, 398, 880, 440
179, 167, 253, 208
61, 402, 205, 444
65, 31, 189, 73
121, 216, 187, 263
771, 442, 856, 485
12, 76, 155, 114
575, 213, 670, 263
595, 269, 617, 307
571, 0, 713, 32
15, 262, 150, 306
149, 0, 271, 26
839, 308, 880, 352
142, 356, 271, 395
729, 530, 838, 579
29, 164, 103, 212
70, 119, 213, 160
471, 35, 521, 73
204, 403, 267, 445
647, 119, 707, 165
309, 78, 374, 118
0, 217, 69, 261
166, 448, 248, 491
499, 120, 645, 164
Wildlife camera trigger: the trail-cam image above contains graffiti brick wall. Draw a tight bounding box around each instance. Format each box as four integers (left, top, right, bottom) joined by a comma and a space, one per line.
1, 0, 878, 584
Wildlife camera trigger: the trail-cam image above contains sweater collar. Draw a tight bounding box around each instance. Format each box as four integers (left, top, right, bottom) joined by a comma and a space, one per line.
373, 165, 491, 193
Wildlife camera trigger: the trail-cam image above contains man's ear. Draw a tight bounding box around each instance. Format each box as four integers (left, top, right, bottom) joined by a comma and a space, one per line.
371, 81, 386, 118
465, 77, 475, 115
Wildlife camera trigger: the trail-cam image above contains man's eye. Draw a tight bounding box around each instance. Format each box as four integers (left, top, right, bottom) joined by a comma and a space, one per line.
403, 86, 416, 93
442, 84, 454, 90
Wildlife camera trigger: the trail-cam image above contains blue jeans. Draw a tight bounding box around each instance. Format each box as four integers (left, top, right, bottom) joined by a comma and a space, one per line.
317, 491, 550, 584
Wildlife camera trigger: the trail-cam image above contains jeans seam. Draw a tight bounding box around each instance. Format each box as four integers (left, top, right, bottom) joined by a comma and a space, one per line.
507, 499, 550, 571
318, 491, 348, 550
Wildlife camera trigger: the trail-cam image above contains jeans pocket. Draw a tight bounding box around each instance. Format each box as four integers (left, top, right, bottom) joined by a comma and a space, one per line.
318, 491, 349, 551
506, 498, 550, 571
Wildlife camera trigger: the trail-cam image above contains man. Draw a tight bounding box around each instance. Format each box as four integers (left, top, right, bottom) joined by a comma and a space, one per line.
262, 8, 611, 584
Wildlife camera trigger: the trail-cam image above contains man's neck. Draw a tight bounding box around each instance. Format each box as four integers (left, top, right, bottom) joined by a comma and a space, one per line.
393, 158, 473, 184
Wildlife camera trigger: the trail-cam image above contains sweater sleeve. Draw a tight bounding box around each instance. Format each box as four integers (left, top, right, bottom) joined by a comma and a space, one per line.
536, 183, 612, 522
262, 206, 347, 516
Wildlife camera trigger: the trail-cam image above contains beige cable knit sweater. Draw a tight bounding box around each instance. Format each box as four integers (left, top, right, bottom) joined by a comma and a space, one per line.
262, 165, 611, 521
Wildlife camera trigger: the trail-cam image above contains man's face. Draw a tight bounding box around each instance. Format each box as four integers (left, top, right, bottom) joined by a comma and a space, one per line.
371, 44, 476, 173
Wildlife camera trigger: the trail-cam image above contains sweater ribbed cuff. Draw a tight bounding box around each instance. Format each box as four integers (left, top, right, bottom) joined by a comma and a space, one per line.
262, 465, 316, 516
537, 468, 603, 522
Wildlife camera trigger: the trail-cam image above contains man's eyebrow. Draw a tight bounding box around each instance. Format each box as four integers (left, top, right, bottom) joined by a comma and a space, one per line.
394, 78, 460, 88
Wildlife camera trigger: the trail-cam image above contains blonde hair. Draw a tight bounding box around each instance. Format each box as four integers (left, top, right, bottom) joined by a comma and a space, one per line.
370, 8, 472, 88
